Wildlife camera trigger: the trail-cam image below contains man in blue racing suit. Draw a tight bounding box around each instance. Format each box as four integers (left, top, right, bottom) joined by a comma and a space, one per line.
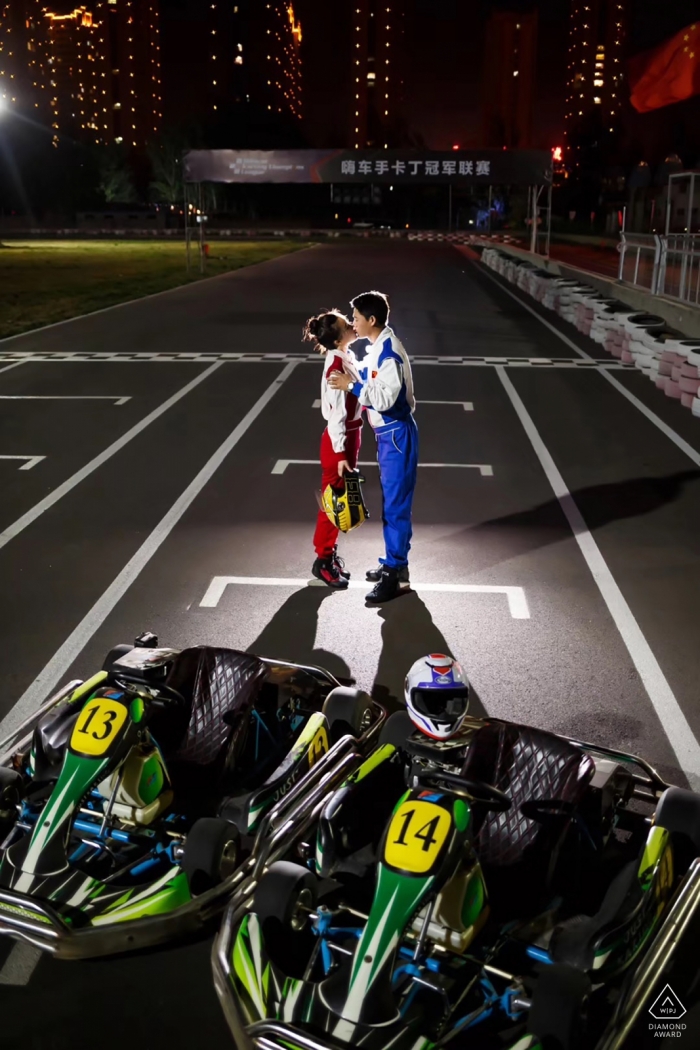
329, 290, 418, 604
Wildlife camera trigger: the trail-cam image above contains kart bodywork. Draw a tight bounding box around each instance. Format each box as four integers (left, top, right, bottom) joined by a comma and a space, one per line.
213, 714, 700, 1050
0, 636, 385, 958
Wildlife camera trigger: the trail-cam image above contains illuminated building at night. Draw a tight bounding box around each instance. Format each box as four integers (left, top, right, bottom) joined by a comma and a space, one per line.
0, 2, 34, 109
202, 1, 302, 124
482, 10, 537, 150
352, 0, 406, 149
0, 1, 161, 146
96, 0, 162, 146
565, 0, 628, 166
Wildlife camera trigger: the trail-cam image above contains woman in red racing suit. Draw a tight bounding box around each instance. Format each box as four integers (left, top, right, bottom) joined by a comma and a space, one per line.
303, 310, 362, 588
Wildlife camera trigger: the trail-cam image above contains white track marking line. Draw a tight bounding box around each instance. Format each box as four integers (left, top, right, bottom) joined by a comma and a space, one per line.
0, 363, 298, 738
475, 260, 593, 361
418, 399, 474, 410
312, 398, 474, 410
497, 365, 700, 788
0, 361, 27, 375
0, 455, 45, 471
0, 395, 132, 406
271, 459, 493, 476
199, 575, 529, 619
0, 362, 222, 552
598, 372, 700, 468
0, 943, 42, 986
477, 259, 700, 462
0, 353, 634, 368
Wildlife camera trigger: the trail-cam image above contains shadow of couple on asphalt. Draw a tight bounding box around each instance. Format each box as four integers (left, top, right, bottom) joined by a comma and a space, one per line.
246, 584, 487, 717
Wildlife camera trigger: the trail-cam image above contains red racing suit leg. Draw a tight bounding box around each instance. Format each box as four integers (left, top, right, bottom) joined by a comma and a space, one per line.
313, 425, 361, 558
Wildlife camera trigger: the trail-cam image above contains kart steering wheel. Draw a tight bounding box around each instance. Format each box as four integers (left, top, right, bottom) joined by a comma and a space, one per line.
417, 769, 511, 812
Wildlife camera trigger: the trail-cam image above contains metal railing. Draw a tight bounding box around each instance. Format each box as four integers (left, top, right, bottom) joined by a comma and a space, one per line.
617, 232, 662, 292
657, 233, 700, 305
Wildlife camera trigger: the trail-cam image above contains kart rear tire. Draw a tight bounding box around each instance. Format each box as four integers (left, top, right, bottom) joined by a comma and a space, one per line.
378, 709, 414, 750
655, 787, 700, 854
253, 861, 319, 979
323, 687, 372, 744
0, 767, 22, 827
102, 644, 133, 673
528, 963, 591, 1050
182, 817, 240, 895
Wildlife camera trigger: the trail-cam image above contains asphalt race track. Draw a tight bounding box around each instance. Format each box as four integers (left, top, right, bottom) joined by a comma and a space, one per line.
0, 240, 699, 1049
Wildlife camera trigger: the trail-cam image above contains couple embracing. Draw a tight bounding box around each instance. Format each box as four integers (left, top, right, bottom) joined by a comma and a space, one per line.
303, 290, 418, 605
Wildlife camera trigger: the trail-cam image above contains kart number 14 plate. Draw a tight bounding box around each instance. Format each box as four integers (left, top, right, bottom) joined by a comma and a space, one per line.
384, 799, 452, 875
70, 697, 129, 757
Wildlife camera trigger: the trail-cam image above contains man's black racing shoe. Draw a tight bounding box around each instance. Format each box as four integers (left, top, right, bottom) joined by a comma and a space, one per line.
366, 563, 409, 586
365, 566, 408, 604
332, 546, 350, 579
312, 557, 349, 589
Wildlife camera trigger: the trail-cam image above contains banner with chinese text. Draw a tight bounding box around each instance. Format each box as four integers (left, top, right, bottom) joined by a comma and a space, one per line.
183, 149, 552, 186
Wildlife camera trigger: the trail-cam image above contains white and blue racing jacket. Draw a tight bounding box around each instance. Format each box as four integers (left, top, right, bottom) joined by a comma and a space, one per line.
349, 326, 416, 431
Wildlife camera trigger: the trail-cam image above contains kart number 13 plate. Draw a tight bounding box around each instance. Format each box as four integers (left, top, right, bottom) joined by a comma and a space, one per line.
70, 697, 129, 757
384, 800, 452, 875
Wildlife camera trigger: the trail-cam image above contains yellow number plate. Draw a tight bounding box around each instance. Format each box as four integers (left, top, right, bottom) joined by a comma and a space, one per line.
308, 726, 329, 767
70, 697, 129, 757
384, 799, 452, 875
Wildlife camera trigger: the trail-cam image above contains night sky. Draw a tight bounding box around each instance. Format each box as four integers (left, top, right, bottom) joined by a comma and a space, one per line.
160, 0, 700, 159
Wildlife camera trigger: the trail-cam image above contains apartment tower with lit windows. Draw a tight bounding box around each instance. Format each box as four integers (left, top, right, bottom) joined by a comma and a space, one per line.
352, 0, 406, 149
482, 11, 538, 149
564, 0, 628, 166
203, 1, 302, 124
0, 1, 161, 145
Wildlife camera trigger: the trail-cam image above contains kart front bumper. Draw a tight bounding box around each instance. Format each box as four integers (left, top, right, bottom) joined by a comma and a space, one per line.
0, 864, 251, 960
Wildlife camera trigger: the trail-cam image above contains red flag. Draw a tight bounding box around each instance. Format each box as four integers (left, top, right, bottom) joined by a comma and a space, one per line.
629, 22, 700, 113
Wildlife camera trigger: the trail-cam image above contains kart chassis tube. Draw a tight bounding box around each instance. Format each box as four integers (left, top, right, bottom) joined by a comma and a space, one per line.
596, 857, 700, 1050
0, 658, 385, 960
213, 740, 376, 1048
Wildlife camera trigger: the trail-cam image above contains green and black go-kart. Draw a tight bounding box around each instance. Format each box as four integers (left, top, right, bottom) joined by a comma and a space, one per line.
213, 711, 700, 1050
0, 633, 384, 959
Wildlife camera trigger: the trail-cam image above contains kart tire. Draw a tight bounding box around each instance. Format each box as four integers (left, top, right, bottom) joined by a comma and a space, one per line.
181, 817, 240, 895
378, 709, 414, 750
323, 687, 372, 744
528, 963, 591, 1050
102, 644, 133, 673
253, 861, 319, 979
655, 787, 700, 854
0, 767, 22, 827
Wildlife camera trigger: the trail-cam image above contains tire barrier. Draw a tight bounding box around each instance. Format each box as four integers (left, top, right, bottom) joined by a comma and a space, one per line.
481, 247, 700, 420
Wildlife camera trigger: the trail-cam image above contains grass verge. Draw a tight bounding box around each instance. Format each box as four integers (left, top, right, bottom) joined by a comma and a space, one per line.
0, 239, 313, 339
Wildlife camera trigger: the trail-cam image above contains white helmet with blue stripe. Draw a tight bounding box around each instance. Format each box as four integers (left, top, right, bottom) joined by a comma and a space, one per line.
404, 654, 470, 740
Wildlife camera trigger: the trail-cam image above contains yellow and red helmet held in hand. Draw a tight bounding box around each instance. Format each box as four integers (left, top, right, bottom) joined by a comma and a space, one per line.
321, 470, 369, 533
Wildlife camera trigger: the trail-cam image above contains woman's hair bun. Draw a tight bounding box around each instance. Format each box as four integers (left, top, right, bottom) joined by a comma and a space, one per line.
303, 310, 346, 351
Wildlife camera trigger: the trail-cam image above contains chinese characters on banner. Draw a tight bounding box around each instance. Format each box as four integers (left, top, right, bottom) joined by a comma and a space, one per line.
340, 158, 492, 177
182, 150, 553, 186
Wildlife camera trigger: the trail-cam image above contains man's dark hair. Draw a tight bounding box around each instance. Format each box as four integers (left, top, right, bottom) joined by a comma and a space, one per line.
351, 290, 389, 329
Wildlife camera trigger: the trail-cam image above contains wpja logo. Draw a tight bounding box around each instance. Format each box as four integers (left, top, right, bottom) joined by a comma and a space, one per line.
649, 984, 687, 1039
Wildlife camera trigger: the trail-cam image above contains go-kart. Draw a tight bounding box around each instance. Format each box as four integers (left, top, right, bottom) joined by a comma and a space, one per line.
0, 633, 384, 959
213, 710, 700, 1050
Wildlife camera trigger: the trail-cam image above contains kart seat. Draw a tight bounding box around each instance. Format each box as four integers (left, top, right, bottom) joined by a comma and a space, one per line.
158, 646, 267, 766
461, 721, 594, 908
